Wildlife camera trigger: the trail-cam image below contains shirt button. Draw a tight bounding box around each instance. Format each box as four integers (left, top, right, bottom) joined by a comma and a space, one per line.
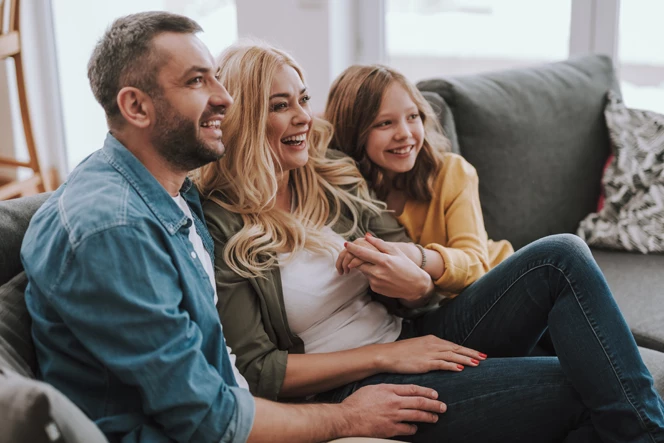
191, 251, 197, 259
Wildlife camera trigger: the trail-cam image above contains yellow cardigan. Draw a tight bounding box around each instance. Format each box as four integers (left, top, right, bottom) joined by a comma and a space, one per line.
397, 153, 514, 296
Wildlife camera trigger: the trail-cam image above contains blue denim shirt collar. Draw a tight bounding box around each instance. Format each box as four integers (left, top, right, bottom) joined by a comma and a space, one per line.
100, 133, 194, 236
99, 133, 214, 258
102, 132, 193, 235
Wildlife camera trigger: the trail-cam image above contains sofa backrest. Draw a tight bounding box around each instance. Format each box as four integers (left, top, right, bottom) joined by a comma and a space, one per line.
0, 193, 50, 286
418, 55, 619, 249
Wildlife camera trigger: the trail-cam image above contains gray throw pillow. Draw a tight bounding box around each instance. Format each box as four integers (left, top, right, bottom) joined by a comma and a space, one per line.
578, 91, 664, 253
418, 55, 619, 249
0, 272, 37, 378
0, 368, 108, 443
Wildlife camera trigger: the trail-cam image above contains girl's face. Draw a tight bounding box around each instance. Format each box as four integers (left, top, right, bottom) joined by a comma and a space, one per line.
266, 64, 312, 173
365, 82, 424, 178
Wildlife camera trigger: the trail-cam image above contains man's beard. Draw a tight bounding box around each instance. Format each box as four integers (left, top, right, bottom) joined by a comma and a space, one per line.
150, 94, 225, 172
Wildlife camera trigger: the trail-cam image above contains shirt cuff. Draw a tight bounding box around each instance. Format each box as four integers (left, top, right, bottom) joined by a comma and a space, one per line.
220, 387, 256, 443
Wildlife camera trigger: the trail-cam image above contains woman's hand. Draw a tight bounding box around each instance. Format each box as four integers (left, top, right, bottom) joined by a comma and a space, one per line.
341, 234, 433, 301
336, 237, 382, 275
373, 335, 486, 373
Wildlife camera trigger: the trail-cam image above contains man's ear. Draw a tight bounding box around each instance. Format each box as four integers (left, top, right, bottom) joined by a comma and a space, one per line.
116, 87, 153, 129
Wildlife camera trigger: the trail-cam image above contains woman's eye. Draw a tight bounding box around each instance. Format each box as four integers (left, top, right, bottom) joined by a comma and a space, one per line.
270, 102, 287, 111
408, 113, 420, 120
189, 76, 203, 85
301, 95, 311, 103
375, 121, 390, 128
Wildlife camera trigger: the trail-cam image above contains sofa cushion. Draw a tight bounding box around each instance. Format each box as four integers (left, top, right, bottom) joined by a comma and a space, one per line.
639, 347, 664, 397
419, 91, 460, 154
0, 367, 108, 443
0, 193, 50, 286
0, 272, 36, 378
418, 55, 618, 249
592, 248, 664, 352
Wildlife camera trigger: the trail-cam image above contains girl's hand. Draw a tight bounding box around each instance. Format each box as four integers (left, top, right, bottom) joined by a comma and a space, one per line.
373, 335, 486, 373
343, 234, 433, 301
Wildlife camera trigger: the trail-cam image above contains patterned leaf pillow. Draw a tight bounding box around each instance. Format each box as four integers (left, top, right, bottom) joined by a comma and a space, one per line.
577, 91, 664, 253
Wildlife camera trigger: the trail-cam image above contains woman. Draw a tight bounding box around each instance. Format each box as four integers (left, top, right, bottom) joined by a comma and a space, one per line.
197, 43, 664, 442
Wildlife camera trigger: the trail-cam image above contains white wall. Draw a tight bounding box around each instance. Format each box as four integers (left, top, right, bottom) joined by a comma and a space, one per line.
236, 0, 358, 113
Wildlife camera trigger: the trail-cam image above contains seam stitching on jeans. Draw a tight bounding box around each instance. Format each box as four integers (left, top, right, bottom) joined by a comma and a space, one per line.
458, 262, 550, 345
549, 263, 656, 442
461, 262, 653, 440
444, 382, 574, 407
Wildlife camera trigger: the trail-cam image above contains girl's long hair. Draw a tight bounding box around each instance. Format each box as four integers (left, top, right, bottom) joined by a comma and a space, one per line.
325, 64, 450, 201
195, 42, 384, 278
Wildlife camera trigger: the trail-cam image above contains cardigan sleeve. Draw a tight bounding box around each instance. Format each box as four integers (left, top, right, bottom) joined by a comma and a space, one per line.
204, 202, 289, 401
424, 157, 492, 294
365, 200, 445, 317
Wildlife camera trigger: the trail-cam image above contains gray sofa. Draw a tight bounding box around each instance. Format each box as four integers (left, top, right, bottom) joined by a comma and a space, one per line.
417, 54, 664, 392
0, 54, 662, 441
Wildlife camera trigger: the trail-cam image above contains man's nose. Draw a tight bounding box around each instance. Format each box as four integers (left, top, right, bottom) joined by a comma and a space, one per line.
211, 81, 233, 108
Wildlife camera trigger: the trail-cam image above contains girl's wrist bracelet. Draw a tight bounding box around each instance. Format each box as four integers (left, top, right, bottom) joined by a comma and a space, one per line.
414, 244, 427, 269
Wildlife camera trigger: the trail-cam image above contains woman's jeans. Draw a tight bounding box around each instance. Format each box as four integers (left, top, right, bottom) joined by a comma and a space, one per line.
315, 234, 664, 443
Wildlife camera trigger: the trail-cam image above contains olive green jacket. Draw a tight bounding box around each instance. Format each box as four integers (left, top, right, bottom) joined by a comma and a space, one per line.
203, 167, 439, 400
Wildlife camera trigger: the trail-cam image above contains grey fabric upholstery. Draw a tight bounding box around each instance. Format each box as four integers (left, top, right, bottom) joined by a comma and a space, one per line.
419, 91, 460, 154
639, 347, 664, 397
593, 249, 664, 352
0, 272, 36, 378
0, 193, 51, 286
418, 55, 618, 250
0, 368, 109, 443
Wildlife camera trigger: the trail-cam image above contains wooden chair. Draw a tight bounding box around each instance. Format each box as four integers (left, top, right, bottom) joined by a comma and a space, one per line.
0, 0, 49, 200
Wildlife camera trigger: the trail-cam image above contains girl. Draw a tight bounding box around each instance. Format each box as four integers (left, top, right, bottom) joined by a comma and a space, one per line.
325, 65, 512, 296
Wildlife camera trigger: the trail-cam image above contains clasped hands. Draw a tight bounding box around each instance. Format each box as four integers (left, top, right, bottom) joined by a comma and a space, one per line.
336, 233, 433, 302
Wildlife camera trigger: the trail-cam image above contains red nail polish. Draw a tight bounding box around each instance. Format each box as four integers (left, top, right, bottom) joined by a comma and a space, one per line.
479, 353, 488, 359
457, 364, 464, 370
366, 232, 373, 237
471, 359, 479, 365
344, 242, 348, 247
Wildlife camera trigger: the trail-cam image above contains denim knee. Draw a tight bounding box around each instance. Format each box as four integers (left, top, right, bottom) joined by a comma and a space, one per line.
527, 234, 593, 267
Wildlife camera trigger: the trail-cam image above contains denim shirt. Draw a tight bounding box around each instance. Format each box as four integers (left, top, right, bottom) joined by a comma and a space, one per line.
21, 134, 255, 443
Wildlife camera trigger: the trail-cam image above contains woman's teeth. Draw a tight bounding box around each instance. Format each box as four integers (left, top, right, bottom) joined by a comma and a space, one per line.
388, 146, 413, 154
281, 133, 307, 145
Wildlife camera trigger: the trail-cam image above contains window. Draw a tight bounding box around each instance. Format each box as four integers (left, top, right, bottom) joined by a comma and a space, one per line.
51, 0, 237, 172
385, 0, 572, 82
617, 0, 664, 113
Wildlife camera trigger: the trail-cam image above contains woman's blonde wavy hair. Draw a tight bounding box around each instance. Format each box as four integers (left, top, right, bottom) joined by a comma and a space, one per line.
195, 42, 384, 279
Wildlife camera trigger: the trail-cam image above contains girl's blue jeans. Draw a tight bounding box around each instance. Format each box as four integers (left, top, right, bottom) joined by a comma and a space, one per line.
315, 234, 664, 443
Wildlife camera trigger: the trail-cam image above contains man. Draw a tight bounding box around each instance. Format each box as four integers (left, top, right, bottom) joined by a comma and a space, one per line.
21, 11, 445, 443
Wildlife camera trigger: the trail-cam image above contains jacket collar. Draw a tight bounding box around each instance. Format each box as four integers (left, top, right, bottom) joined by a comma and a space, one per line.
100, 133, 195, 235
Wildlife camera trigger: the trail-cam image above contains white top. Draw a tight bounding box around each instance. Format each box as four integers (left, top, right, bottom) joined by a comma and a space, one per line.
172, 194, 249, 390
278, 227, 402, 354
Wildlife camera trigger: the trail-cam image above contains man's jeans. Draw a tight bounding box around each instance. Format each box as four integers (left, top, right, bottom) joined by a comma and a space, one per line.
316, 234, 664, 443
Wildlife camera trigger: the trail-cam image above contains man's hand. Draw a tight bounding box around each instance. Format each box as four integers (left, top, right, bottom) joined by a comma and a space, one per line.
340, 384, 446, 438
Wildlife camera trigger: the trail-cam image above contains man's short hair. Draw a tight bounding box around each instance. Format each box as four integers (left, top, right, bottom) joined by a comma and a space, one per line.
87, 11, 202, 123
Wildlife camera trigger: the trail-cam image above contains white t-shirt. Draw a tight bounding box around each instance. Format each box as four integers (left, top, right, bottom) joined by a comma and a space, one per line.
172, 194, 249, 390
278, 227, 402, 354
